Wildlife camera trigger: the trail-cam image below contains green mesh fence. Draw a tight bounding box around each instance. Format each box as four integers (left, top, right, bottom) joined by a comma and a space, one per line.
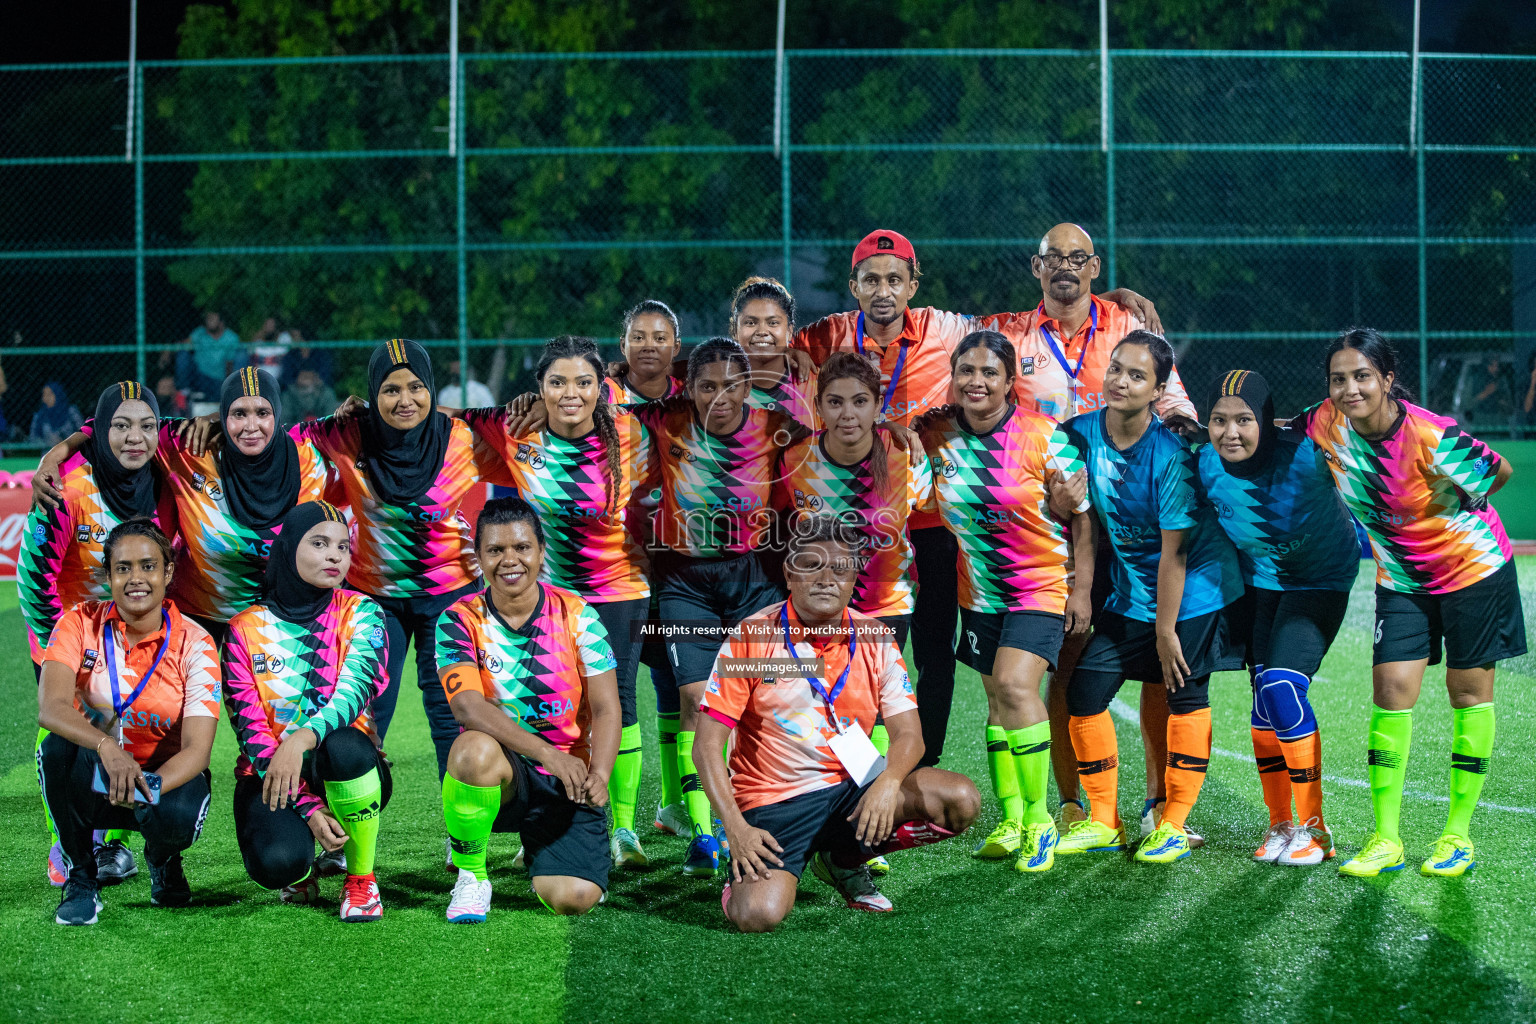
2, 49, 1534, 452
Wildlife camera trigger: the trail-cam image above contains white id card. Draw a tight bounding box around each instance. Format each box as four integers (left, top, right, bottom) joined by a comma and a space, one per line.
828, 726, 886, 787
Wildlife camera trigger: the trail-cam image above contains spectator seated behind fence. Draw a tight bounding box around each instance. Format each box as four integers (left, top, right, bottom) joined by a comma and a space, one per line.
249, 316, 289, 375
30, 381, 84, 447
437, 358, 495, 409
279, 335, 333, 390
154, 374, 189, 418
1468, 355, 1514, 425
162, 310, 243, 400
281, 369, 339, 428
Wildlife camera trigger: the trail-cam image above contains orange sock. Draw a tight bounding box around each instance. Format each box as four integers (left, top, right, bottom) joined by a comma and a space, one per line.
1279, 731, 1325, 829
1069, 712, 1120, 828
1162, 708, 1212, 831
1251, 727, 1292, 826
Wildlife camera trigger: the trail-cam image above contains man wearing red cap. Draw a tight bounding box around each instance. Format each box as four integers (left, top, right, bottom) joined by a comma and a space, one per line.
790, 228, 1168, 773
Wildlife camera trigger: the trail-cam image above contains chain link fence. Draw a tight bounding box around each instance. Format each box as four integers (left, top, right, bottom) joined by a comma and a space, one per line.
2, 49, 1534, 452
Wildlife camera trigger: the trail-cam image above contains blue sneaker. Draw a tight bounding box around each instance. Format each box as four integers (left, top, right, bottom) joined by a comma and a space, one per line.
683, 831, 722, 878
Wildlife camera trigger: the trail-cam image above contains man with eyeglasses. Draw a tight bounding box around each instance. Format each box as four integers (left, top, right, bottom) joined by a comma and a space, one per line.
977, 222, 1200, 855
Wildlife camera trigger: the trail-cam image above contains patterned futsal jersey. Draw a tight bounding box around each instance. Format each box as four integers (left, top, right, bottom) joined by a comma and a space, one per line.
920, 406, 1089, 615
1197, 430, 1360, 592
773, 431, 933, 618
156, 423, 335, 622
43, 600, 221, 769
222, 591, 389, 818
295, 415, 487, 599
435, 584, 617, 767
979, 295, 1198, 423
745, 368, 820, 432
633, 397, 806, 558
1063, 410, 1243, 623
1297, 400, 1511, 594
604, 374, 684, 408
701, 601, 917, 812
460, 406, 656, 602
18, 454, 177, 662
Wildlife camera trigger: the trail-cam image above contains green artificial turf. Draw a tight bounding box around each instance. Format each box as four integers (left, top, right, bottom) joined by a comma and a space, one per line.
2, 561, 1533, 1023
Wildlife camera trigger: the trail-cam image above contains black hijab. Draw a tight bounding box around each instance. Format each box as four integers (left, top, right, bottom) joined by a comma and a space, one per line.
219, 367, 301, 530
360, 339, 451, 506
1207, 369, 1277, 480
263, 500, 347, 624
88, 381, 161, 522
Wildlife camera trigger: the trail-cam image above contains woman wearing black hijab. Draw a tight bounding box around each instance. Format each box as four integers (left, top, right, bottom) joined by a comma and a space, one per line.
294, 339, 493, 780
1195, 369, 1360, 868
30, 368, 336, 647
224, 501, 392, 921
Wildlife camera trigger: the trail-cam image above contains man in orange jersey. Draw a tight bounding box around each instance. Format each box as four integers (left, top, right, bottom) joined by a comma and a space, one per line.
791, 229, 1165, 773
981, 222, 1200, 839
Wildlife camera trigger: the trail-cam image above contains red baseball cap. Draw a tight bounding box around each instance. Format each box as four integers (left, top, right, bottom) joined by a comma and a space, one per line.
851, 229, 916, 269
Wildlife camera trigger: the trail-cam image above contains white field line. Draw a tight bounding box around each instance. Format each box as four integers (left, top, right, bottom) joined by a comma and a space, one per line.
1106, 698, 1536, 817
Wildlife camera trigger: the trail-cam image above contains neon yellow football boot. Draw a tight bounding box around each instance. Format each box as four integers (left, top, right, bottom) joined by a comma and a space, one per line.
1338, 832, 1406, 877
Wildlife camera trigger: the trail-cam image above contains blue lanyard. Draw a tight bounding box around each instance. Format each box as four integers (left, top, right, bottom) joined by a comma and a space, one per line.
1038, 301, 1097, 408
104, 608, 172, 720
854, 313, 909, 419
779, 603, 855, 712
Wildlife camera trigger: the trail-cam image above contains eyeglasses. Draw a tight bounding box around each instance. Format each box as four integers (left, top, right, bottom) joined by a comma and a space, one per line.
1035, 252, 1095, 270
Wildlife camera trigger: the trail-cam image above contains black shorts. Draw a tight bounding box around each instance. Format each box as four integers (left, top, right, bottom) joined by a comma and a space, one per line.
738, 780, 875, 878
1068, 605, 1245, 716
956, 609, 1064, 674
493, 752, 610, 891
877, 615, 911, 653
1249, 586, 1350, 678
655, 548, 784, 686
592, 597, 648, 727
1373, 559, 1528, 670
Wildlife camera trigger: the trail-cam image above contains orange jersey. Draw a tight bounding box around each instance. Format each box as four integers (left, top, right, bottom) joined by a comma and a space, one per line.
462, 406, 657, 601
772, 431, 933, 618
156, 425, 336, 623
18, 454, 177, 663
605, 374, 685, 408
700, 601, 916, 811
793, 306, 979, 530
978, 295, 1197, 423
296, 415, 488, 599
43, 600, 221, 769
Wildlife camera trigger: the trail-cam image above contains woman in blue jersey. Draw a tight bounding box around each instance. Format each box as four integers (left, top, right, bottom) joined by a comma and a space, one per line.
1197, 369, 1359, 867
1058, 331, 1247, 864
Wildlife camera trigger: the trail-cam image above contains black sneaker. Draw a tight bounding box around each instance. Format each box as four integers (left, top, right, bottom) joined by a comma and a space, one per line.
55, 880, 103, 925
95, 840, 138, 885
149, 854, 191, 907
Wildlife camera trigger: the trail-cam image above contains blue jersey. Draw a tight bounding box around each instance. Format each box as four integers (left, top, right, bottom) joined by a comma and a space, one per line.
1196, 431, 1360, 593
1063, 411, 1243, 624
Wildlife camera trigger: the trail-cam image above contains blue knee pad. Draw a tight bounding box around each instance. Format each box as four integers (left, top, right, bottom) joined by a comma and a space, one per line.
1256, 667, 1317, 742
1249, 664, 1272, 731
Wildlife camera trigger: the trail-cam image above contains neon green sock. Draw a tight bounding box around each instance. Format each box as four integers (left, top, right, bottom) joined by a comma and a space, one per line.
985, 725, 1023, 822
103, 829, 129, 843
442, 774, 501, 881
1445, 703, 1494, 840
676, 731, 712, 836
871, 723, 890, 757
1367, 706, 1413, 842
610, 724, 643, 832
325, 767, 384, 877
657, 712, 682, 809
1009, 721, 1054, 826
37, 727, 57, 846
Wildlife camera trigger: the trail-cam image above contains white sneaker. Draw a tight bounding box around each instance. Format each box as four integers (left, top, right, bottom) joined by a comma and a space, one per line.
446, 869, 492, 923
1280, 822, 1334, 866
809, 852, 893, 913
1253, 821, 1294, 863
654, 802, 691, 837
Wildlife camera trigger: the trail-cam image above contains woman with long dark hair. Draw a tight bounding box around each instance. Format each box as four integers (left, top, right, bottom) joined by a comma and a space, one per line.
1295, 329, 1524, 878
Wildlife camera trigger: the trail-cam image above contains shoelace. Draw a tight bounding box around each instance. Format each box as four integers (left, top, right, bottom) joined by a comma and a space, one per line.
343, 876, 375, 904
